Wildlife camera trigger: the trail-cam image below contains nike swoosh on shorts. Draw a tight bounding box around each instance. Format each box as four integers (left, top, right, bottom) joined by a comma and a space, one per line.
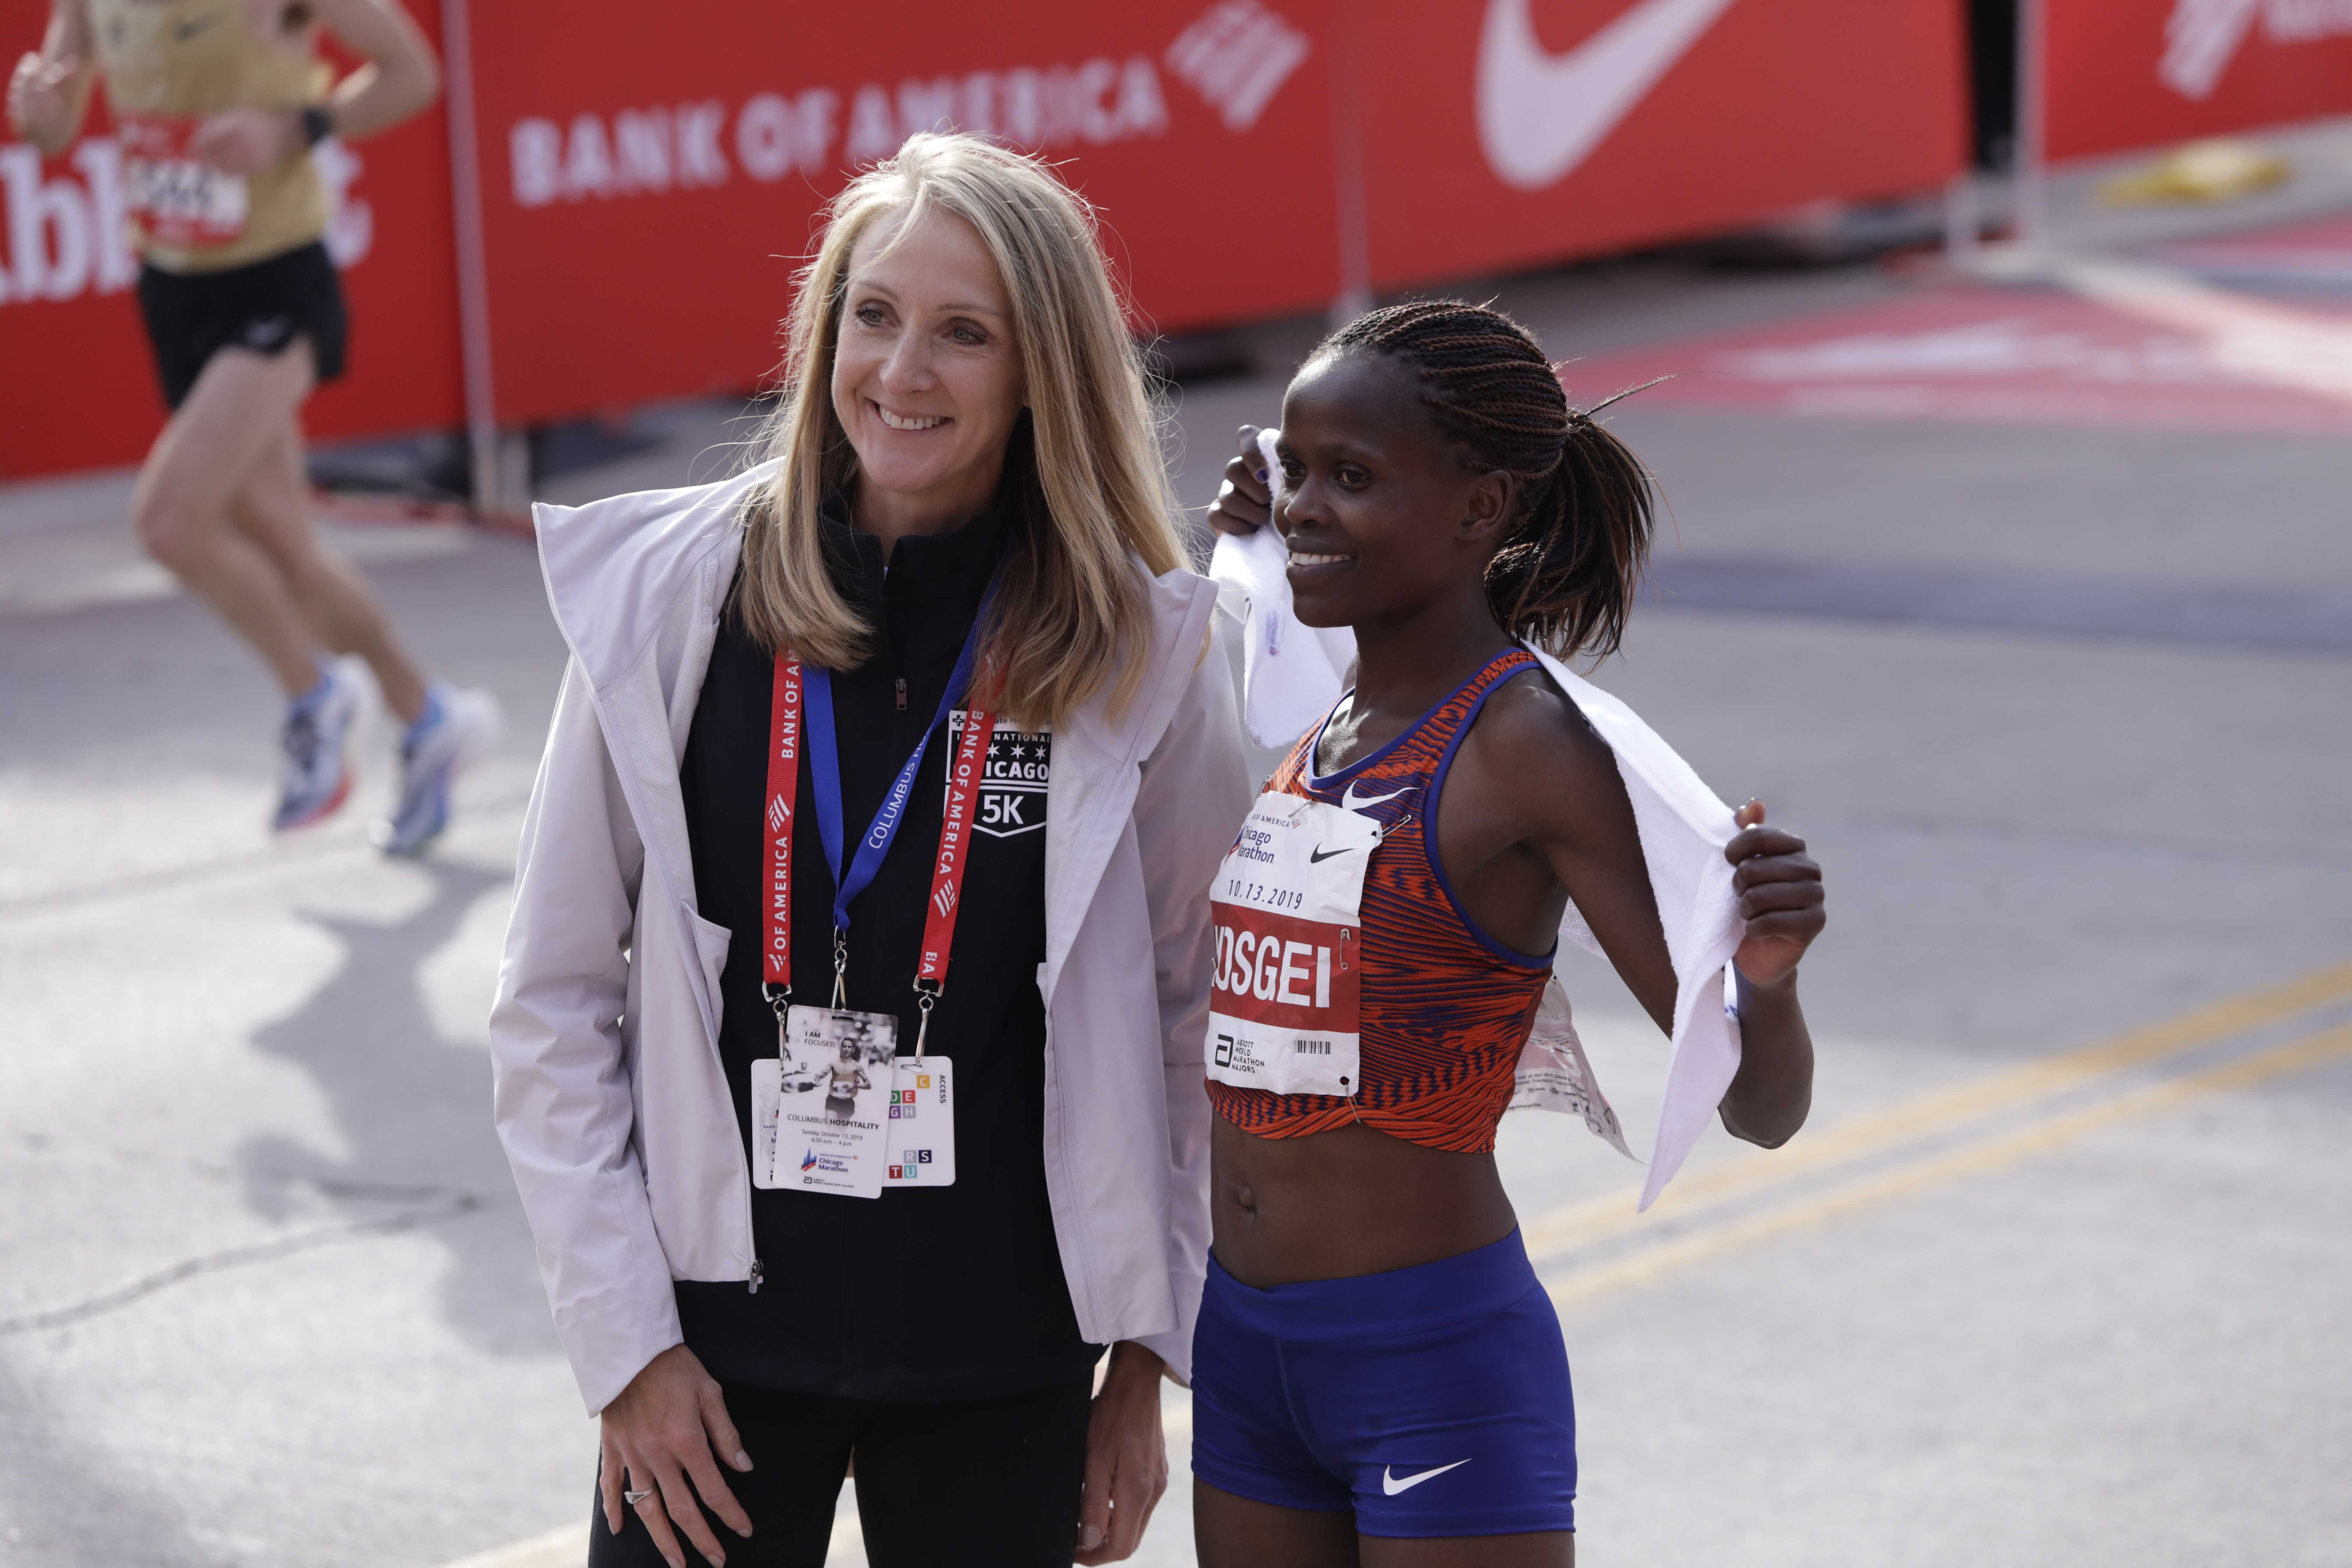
1382, 1458, 1473, 1496
1476, 0, 1739, 190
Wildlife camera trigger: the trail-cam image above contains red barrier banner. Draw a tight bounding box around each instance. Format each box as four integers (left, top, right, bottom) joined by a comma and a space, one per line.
1352, 0, 1970, 291
7, 0, 1983, 477
0, 0, 461, 480
463, 0, 1343, 426
2046, 0, 2352, 162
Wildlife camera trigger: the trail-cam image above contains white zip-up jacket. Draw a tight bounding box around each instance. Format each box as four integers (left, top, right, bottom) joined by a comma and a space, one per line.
489, 464, 1250, 1415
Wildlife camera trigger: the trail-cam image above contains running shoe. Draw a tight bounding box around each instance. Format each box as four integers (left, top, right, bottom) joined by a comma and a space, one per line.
273, 660, 363, 832
373, 684, 504, 857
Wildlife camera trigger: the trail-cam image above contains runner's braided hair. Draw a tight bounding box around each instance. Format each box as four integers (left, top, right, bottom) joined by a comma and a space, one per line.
1318, 300, 1654, 659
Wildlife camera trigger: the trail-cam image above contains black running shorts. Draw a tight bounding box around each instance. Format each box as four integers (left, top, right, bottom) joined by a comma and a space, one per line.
134, 240, 348, 411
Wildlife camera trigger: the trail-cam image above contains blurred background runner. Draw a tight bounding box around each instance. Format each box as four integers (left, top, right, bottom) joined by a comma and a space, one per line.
7, 0, 497, 853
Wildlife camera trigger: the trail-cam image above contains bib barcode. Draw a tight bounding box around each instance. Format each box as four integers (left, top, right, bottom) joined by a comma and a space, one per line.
1295, 1039, 1332, 1055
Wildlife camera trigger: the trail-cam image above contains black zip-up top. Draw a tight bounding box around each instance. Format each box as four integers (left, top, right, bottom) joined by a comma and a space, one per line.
673, 492, 1099, 1401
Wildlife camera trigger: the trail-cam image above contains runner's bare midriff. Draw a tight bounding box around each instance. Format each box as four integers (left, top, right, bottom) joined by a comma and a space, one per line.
1210, 1114, 1519, 1288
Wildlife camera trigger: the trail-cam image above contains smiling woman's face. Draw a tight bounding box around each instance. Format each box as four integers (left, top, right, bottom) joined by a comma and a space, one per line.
831, 204, 1027, 525
1275, 349, 1512, 632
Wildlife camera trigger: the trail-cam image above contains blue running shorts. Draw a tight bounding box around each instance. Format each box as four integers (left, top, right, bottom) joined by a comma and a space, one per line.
1190, 1229, 1576, 1538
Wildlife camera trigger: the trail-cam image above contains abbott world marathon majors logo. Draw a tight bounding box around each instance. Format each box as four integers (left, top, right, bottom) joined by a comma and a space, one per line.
0, 137, 373, 308
504, 1, 1310, 208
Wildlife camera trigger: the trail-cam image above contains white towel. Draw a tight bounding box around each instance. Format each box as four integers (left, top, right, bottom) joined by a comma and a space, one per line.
1212, 458, 1745, 1209
1519, 647, 1745, 1212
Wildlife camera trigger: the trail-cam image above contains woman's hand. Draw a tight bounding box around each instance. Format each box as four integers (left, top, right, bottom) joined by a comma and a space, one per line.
1727, 799, 1823, 986
7, 51, 83, 152
191, 107, 303, 175
599, 1344, 755, 1568
1718, 799, 1820, 1148
1204, 424, 1274, 538
1075, 1341, 1169, 1563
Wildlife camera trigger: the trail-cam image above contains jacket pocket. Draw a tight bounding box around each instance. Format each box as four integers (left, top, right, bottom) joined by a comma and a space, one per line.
685, 908, 733, 1018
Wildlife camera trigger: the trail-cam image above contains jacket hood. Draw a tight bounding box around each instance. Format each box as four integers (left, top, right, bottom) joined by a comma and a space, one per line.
534, 462, 774, 691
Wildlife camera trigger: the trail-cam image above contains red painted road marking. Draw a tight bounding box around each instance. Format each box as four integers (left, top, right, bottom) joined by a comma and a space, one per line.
1561, 285, 2352, 435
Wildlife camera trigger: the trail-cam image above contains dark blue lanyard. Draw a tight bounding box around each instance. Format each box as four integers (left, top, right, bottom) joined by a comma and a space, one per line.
802, 580, 997, 937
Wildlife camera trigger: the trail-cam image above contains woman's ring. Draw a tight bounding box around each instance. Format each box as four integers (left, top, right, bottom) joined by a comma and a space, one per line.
623, 1488, 655, 1506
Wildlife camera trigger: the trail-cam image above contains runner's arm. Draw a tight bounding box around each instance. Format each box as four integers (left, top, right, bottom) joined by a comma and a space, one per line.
1460, 679, 1680, 1026
307, 0, 439, 140
1473, 682, 1818, 1147
6, 0, 95, 155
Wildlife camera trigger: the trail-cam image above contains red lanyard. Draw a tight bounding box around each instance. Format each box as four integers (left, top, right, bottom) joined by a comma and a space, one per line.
764, 656, 992, 1044
920, 700, 992, 988
762, 657, 803, 1003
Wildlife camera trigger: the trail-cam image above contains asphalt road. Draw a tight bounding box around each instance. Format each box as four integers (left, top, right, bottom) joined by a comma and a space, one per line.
4, 232, 2350, 1568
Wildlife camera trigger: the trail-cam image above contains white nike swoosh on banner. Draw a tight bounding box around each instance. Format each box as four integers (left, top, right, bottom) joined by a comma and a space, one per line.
1476, 0, 1740, 191
1382, 1458, 1472, 1495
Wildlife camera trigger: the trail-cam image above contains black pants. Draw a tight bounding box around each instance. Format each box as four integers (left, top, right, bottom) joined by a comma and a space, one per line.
589, 1375, 1093, 1568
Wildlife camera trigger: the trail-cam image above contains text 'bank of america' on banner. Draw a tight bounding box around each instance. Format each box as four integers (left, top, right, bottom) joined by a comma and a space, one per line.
2, 0, 1969, 474
466, 0, 1968, 428
465, 1, 1338, 424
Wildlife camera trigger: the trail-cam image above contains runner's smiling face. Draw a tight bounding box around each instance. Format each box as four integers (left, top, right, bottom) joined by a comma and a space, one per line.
832, 205, 1027, 524
1275, 350, 1518, 632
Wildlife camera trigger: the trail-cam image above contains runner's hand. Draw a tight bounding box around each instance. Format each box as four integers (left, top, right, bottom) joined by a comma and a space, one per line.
191, 106, 302, 174
599, 1344, 755, 1568
7, 52, 81, 149
1726, 800, 1824, 987
1076, 1342, 1168, 1563
1204, 424, 1276, 537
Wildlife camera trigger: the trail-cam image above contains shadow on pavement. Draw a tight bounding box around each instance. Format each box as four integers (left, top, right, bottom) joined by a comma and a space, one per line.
0, 1349, 231, 1568
237, 858, 557, 1358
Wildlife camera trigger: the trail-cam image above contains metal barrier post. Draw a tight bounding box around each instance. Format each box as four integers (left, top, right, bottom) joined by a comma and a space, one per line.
438, 0, 504, 518
2013, 0, 2048, 248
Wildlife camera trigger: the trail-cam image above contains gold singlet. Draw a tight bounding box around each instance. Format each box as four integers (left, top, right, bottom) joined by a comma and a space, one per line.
87, 0, 331, 272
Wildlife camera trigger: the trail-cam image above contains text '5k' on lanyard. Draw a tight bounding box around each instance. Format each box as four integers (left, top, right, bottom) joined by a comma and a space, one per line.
761, 580, 999, 1057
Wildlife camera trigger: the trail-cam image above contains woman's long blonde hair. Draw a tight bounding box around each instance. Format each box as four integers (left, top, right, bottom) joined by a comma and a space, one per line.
735, 133, 1185, 726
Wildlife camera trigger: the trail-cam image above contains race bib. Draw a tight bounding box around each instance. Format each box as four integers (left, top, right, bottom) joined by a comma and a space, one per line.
1205, 791, 1381, 1097
119, 115, 250, 248
750, 1006, 898, 1198
882, 1056, 954, 1185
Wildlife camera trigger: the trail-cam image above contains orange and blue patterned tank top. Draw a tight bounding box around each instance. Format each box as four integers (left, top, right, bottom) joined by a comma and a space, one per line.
1207, 649, 1555, 1154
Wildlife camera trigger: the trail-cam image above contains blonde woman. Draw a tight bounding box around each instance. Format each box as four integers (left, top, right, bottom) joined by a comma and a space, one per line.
490, 134, 1248, 1568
